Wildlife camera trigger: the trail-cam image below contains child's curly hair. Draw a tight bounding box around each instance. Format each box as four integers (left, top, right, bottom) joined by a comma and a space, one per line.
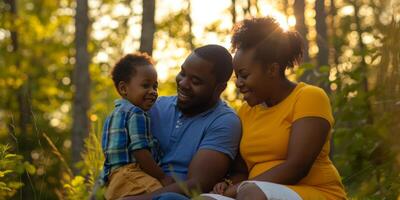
111, 52, 154, 89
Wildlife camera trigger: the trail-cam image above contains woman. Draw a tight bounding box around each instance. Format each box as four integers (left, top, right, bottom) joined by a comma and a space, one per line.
202, 17, 347, 200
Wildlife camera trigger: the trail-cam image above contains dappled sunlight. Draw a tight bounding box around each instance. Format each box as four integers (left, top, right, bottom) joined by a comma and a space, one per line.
1, 0, 399, 199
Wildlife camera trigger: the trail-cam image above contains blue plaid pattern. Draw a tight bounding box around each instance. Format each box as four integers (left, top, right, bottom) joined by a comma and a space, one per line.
100, 99, 161, 184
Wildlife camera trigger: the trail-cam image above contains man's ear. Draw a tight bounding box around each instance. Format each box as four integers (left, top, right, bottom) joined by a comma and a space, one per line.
118, 81, 127, 96
215, 82, 227, 96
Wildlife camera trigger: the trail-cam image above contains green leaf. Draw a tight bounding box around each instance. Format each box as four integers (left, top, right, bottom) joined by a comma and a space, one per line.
23, 162, 36, 175
0, 170, 12, 178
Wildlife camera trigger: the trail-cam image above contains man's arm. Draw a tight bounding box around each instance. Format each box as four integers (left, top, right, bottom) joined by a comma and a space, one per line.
187, 149, 231, 192
122, 149, 231, 200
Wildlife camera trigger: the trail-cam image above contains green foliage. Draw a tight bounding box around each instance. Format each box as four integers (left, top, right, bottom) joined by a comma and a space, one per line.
157, 8, 194, 49
1, 1, 75, 198
63, 176, 89, 200
0, 144, 35, 199
331, 13, 400, 199
63, 127, 104, 199
0, 0, 399, 199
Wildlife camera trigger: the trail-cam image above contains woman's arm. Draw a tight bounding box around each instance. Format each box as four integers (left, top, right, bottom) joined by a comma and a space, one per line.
251, 116, 330, 184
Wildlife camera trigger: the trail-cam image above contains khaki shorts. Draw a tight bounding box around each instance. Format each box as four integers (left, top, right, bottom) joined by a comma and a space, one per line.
105, 163, 162, 200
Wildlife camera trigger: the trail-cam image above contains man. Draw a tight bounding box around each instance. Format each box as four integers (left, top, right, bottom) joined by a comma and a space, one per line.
123, 44, 241, 200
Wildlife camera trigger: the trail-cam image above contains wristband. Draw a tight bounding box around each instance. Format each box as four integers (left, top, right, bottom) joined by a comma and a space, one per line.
223, 178, 233, 186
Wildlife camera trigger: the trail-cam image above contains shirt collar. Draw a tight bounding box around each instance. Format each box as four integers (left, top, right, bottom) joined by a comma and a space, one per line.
114, 98, 130, 107
173, 96, 222, 118
115, 98, 147, 114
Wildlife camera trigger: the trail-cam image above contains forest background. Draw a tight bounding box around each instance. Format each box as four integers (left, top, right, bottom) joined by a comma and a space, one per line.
0, 0, 399, 199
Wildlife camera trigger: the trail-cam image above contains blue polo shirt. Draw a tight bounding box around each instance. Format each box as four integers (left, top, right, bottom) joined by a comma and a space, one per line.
149, 96, 242, 180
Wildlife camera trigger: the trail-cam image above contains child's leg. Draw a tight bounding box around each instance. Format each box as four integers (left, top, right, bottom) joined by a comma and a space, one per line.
105, 163, 162, 200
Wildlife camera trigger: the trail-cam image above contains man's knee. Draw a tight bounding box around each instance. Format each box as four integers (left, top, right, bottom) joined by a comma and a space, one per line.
236, 183, 268, 200
152, 192, 190, 200
192, 196, 217, 200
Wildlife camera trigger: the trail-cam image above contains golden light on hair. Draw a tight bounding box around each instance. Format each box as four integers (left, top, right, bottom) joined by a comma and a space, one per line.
269, 12, 289, 31
288, 15, 297, 28
266, 12, 297, 32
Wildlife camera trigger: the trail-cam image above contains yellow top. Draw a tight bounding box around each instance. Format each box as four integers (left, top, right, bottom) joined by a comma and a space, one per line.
238, 82, 347, 200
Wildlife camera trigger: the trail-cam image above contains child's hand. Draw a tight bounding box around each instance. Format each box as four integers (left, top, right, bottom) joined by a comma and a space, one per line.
160, 175, 175, 186
212, 181, 228, 194
223, 183, 239, 198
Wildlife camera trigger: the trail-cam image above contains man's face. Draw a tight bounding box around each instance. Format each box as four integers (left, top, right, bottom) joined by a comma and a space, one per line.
176, 53, 219, 115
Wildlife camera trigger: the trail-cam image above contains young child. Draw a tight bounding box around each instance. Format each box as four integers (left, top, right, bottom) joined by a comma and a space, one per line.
100, 53, 174, 200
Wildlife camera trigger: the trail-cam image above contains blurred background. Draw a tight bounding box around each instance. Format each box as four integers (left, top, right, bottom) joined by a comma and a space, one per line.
0, 0, 399, 199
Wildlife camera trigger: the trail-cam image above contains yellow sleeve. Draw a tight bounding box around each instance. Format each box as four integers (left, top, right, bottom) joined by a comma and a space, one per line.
292, 86, 334, 126
237, 103, 248, 120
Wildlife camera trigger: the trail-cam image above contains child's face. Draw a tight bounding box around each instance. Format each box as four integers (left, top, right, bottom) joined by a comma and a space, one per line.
119, 65, 158, 111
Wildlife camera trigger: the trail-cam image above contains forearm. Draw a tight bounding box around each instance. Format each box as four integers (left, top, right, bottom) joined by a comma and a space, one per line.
251, 162, 308, 185
133, 149, 165, 180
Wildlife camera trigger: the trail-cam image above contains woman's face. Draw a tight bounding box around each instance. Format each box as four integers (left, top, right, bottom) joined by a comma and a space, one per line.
233, 48, 274, 106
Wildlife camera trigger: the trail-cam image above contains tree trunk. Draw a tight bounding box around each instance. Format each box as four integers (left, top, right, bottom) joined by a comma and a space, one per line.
243, 0, 251, 17
352, 0, 373, 124
6, 0, 30, 137
353, 2, 368, 91
315, 0, 328, 67
72, 0, 90, 174
252, 0, 260, 14
293, 0, 309, 62
329, 0, 339, 66
231, 0, 236, 25
6, 0, 34, 198
139, 0, 155, 55
315, 0, 330, 92
186, 0, 195, 50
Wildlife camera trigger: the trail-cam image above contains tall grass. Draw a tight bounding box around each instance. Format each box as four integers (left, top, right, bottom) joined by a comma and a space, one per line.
0, 144, 35, 199
43, 127, 104, 199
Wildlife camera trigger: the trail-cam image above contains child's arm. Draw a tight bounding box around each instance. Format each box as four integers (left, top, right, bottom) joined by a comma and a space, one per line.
132, 149, 174, 186
127, 112, 175, 186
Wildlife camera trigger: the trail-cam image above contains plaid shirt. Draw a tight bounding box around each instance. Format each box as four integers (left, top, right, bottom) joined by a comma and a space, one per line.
100, 99, 160, 184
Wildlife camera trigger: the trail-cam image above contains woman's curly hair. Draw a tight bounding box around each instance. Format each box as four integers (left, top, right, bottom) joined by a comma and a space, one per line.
231, 17, 304, 71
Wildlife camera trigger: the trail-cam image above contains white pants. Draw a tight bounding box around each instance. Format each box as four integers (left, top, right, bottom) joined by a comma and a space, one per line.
201, 181, 302, 200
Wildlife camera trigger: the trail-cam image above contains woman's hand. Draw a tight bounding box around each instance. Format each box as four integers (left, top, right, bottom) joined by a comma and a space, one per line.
223, 183, 239, 198
212, 181, 228, 194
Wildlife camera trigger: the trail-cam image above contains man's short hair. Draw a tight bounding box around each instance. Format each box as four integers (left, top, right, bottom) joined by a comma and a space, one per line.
194, 44, 233, 83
